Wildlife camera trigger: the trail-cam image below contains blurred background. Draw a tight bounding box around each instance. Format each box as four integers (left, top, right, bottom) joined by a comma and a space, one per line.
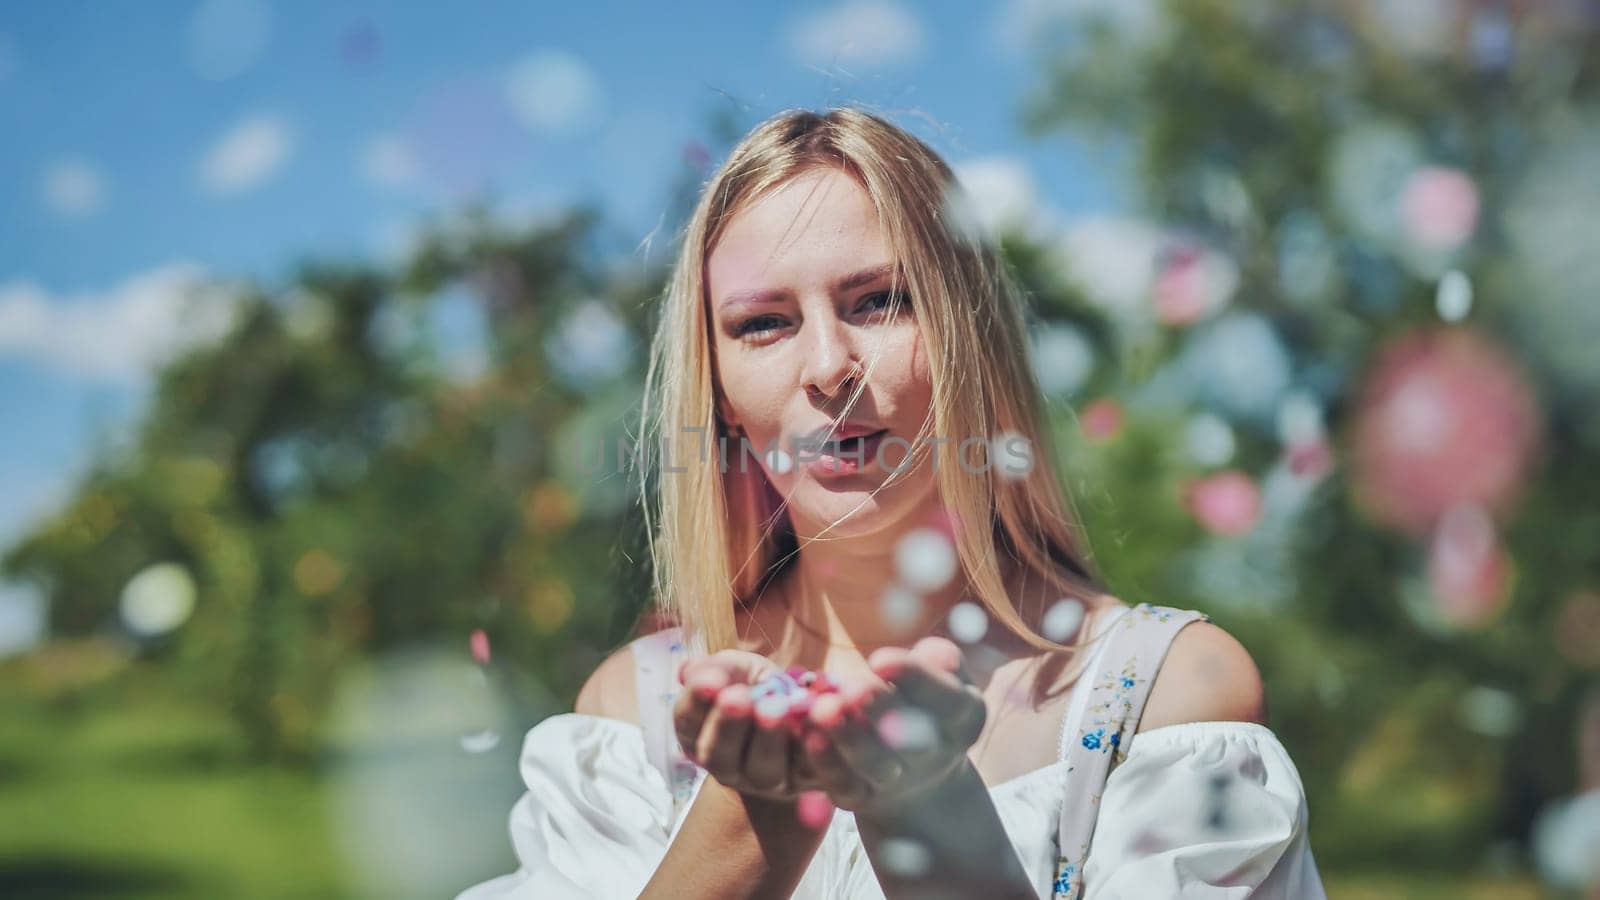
2, 1, 1598, 897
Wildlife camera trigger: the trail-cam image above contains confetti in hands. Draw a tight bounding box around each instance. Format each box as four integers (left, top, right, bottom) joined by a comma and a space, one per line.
672, 637, 988, 821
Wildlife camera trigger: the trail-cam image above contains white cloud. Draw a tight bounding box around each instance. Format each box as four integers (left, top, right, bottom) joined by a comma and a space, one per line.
505, 49, 605, 135
0, 263, 237, 384
199, 113, 294, 195
41, 158, 106, 217
362, 134, 419, 189
788, 0, 926, 71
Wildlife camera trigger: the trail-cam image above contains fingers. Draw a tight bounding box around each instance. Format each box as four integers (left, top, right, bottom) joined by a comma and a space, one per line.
675, 652, 821, 799
672, 678, 719, 761
799, 698, 859, 799
809, 678, 906, 793
741, 695, 794, 794
674, 651, 781, 761
876, 638, 987, 750
699, 684, 753, 782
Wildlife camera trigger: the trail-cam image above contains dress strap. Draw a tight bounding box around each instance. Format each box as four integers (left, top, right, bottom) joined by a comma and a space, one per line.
629, 625, 704, 821
1049, 603, 1211, 899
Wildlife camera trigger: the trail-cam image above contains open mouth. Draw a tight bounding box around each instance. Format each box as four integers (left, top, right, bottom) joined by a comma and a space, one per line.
820, 428, 888, 456
806, 428, 891, 476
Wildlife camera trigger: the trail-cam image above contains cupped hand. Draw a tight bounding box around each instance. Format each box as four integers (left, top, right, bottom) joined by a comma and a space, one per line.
673, 650, 823, 802
800, 636, 987, 817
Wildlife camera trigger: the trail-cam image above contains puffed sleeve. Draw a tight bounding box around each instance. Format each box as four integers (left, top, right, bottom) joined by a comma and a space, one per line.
454, 713, 678, 900
1081, 721, 1327, 899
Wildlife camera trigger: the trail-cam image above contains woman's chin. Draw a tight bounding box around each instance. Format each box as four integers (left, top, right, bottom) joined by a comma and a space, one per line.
789, 486, 905, 537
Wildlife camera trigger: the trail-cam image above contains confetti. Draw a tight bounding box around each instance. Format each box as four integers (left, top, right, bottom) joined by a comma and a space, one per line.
947, 601, 989, 644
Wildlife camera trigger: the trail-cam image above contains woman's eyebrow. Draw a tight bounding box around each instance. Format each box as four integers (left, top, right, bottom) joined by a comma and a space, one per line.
717, 263, 899, 311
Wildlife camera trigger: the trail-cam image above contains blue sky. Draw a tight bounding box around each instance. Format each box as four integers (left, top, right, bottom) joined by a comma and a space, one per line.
0, 0, 1128, 647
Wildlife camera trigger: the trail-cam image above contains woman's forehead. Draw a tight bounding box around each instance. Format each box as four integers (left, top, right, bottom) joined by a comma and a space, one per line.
708, 171, 892, 297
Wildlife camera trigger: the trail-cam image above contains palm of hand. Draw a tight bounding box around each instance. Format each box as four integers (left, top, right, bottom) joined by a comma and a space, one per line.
673, 637, 986, 816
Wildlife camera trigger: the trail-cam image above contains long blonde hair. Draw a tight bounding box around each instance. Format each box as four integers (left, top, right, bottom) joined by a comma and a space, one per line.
638, 106, 1104, 656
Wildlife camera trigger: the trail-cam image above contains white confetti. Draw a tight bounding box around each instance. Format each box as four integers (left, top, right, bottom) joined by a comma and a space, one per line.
1276, 390, 1325, 447
766, 447, 794, 475
1041, 599, 1085, 642
947, 601, 989, 644
120, 562, 197, 637
879, 836, 933, 877
458, 729, 502, 754
878, 708, 938, 753
990, 431, 1034, 481
895, 528, 958, 592
880, 584, 924, 629
1436, 269, 1473, 322
754, 694, 790, 723
1183, 413, 1236, 467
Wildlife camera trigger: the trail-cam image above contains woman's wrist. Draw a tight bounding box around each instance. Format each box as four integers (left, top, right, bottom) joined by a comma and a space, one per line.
642, 777, 827, 900
854, 758, 1037, 899
853, 756, 973, 825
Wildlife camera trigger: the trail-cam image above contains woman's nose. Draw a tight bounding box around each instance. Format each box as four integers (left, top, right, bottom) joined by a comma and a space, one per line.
800, 315, 863, 402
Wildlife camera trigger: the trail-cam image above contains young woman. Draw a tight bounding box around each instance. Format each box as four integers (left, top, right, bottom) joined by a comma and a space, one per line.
458, 107, 1326, 899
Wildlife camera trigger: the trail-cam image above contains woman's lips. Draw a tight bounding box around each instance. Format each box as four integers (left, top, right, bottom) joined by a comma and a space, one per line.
806, 428, 890, 477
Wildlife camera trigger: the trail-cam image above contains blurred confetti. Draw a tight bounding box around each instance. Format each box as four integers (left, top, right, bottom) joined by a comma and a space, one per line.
1080, 398, 1122, 442
505, 49, 606, 136
1029, 323, 1096, 398
894, 528, 957, 593
119, 562, 197, 638
878, 835, 933, 876
946, 601, 989, 644
796, 789, 836, 830
990, 431, 1035, 481
1184, 470, 1262, 538
1183, 413, 1236, 467
1532, 789, 1600, 892
1425, 503, 1511, 629
1041, 598, 1084, 642
1351, 328, 1541, 536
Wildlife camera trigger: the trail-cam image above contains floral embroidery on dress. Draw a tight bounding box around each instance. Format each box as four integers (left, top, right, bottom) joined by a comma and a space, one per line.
1078, 652, 1144, 757
1053, 603, 1212, 899
1051, 836, 1092, 898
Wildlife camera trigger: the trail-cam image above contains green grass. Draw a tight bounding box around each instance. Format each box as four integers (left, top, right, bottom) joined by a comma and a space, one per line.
0, 670, 349, 898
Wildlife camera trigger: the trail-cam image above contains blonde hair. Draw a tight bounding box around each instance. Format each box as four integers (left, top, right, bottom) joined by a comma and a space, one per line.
638, 106, 1104, 656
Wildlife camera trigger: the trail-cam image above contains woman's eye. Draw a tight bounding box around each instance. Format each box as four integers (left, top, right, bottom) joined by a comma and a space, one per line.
860, 290, 908, 317
735, 314, 786, 337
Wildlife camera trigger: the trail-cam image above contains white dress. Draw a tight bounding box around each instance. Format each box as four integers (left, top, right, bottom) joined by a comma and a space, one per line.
457, 606, 1326, 898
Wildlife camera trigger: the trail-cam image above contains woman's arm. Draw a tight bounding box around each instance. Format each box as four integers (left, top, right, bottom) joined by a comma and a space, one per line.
638, 778, 826, 900
800, 638, 1041, 899
854, 758, 1037, 900
641, 647, 836, 898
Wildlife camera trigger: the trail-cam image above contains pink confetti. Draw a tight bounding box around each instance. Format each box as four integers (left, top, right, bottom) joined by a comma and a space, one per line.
876, 709, 907, 749
470, 628, 491, 665
1081, 399, 1123, 442
1426, 504, 1510, 628
1400, 166, 1480, 251
1154, 246, 1209, 325
796, 790, 835, 830
1184, 471, 1262, 537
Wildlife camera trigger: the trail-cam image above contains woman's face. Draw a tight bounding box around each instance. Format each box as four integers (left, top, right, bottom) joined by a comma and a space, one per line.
705, 167, 937, 539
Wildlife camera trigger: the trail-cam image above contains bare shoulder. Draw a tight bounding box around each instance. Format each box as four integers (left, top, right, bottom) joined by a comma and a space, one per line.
574, 642, 641, 726
1138, 620, 1267, 733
